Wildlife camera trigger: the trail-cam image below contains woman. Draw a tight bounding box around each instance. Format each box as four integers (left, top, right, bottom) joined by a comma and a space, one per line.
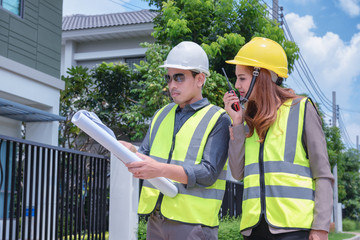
223, 37, 334, 240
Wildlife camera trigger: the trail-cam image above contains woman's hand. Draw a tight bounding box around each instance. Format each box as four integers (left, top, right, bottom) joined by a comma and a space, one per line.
223, 91, 243, 126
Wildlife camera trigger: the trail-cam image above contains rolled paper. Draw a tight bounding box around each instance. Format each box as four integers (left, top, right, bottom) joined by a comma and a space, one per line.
71, 110, 178, 198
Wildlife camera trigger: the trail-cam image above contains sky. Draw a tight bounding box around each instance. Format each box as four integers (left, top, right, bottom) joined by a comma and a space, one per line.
62, 0, 360, 149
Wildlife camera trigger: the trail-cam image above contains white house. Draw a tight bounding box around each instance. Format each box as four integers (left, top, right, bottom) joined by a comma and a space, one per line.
61, 9, 157, 75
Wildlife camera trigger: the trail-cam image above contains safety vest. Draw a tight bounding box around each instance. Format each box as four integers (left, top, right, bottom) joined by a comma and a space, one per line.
138, 103, 227, 227
241, 97, 315, 231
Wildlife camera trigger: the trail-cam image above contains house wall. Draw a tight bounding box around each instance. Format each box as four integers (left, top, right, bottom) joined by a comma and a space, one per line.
0, 0, 64, 146
0, 0, 62, 78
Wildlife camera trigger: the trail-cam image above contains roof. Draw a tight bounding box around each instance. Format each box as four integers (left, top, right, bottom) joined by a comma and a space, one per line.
0, 98, 66, 122
62, 9, 158, 31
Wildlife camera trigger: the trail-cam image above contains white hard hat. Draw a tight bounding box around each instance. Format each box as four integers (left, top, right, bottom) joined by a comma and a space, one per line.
160, 41, 210, 77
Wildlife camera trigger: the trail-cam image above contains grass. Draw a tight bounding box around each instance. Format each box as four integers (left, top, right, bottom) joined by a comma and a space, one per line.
329, 232, 356, 240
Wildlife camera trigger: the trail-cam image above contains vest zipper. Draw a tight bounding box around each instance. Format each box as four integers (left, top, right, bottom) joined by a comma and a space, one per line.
155, 130, 176, 214
259, 142, 265, 216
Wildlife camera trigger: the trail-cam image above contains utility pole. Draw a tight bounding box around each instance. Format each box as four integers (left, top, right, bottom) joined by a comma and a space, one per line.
272, 0, 279, 22
357, 135, 359, 151
332, 91, 337, 127
332, 91, 340, 232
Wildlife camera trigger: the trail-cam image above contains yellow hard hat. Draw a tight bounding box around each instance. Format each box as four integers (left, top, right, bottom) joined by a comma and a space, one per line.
226, 37, 288, 78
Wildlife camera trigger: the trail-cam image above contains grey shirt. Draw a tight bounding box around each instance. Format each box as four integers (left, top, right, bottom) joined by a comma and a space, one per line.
138, 98, 231, 188
228, 101, 334, 235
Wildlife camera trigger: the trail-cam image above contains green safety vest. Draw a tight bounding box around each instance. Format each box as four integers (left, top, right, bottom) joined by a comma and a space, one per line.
241, 97, 315, 231
138, 103, 227, 227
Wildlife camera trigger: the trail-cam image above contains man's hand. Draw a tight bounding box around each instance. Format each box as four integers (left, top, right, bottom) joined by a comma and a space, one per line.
125, 153, 163, 179
309, 230, 328, 240
118, 140, 137, 153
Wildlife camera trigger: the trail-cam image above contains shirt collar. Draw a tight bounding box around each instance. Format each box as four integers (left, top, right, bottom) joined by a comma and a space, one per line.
176, 98, 210, 113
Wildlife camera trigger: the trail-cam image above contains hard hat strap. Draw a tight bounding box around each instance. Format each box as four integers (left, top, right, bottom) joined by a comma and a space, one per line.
240, 68, 260, 105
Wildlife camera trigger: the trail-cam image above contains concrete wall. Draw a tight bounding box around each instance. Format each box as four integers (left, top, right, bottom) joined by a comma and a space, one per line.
0, 56, 64, 145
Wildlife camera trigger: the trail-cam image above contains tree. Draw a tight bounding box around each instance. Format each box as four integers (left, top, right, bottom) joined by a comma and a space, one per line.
59, 63, 140, 152
338, 148, 360, 221
147, 0, 298, 77
59, 66, 93, 150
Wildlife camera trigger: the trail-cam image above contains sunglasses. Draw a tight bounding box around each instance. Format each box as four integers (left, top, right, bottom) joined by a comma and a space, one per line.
164, 73, 186, 83
164, 72, 199, 84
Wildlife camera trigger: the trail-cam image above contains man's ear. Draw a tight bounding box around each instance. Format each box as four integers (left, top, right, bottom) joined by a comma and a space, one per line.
196, 73, 206, 87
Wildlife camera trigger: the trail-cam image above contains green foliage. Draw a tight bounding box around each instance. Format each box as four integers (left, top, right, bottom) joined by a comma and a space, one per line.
59, 66, 93, 150
150, 0, 299, 79
119, 43, 171, 140
137, 217, 147, 240
91, 62, 141, 139
323, 126, 360, 221
340, 149, 360, 220
324, 126, 345, 168
59, 62, 141, 151
218, 215, 243, 240
343, 218, 357, 231
202, 33, 245, 79
202, 70, 230, 108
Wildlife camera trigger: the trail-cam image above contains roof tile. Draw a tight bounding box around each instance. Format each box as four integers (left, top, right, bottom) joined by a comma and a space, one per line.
62, 9, 157, 31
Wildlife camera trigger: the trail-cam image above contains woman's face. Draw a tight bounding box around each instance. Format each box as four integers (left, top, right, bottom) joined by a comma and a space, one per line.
235, 65, 253, 99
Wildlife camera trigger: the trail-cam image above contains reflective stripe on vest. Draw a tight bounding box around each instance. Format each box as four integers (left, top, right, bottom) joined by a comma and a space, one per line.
241, 98, 314, 231
138, 103, 227, 227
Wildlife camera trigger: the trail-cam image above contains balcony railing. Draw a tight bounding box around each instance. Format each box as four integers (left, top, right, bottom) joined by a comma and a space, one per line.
0, 135, 109, 240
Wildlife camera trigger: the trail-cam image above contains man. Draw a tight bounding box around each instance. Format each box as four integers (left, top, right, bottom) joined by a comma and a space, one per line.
122, 41, 231, 240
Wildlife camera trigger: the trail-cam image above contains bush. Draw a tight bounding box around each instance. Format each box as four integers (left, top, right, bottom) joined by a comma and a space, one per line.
138, 217, 147, 240
218, 215, 243, 240
343, 218, 357, 231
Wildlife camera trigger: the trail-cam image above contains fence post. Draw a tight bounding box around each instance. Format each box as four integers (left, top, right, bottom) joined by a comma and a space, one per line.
109, 154, 139, 240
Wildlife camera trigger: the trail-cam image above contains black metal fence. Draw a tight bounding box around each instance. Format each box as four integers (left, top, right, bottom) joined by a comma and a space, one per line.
0, 135, 109, 240
221, 181, 243, 218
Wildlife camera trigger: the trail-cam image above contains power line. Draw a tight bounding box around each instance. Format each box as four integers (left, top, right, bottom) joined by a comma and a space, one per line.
108, 0, 145, 11
257, 0, 278, 21
338, 110, 355, 148
281, 15, 333, 113
339, 107, 360, 114
245, 0, 277, 26
282, 17, 332, 107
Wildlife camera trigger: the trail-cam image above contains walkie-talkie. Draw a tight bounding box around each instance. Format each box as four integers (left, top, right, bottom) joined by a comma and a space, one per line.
222, 68, 240, 112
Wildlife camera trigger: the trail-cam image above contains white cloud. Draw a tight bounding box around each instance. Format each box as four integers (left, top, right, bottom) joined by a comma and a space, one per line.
285, 13, 360, 100
338, 0, 360, 17
285, 12, 360, 144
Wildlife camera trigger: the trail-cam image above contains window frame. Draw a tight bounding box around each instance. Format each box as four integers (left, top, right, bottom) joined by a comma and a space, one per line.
0, 0, 24, 18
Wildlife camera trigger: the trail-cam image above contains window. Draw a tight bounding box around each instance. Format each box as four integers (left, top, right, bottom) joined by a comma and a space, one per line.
1, 0, 23, 16
125, 57, 145, 70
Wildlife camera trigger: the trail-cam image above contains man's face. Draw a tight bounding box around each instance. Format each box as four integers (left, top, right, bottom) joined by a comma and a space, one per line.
166, 68, 204, 108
